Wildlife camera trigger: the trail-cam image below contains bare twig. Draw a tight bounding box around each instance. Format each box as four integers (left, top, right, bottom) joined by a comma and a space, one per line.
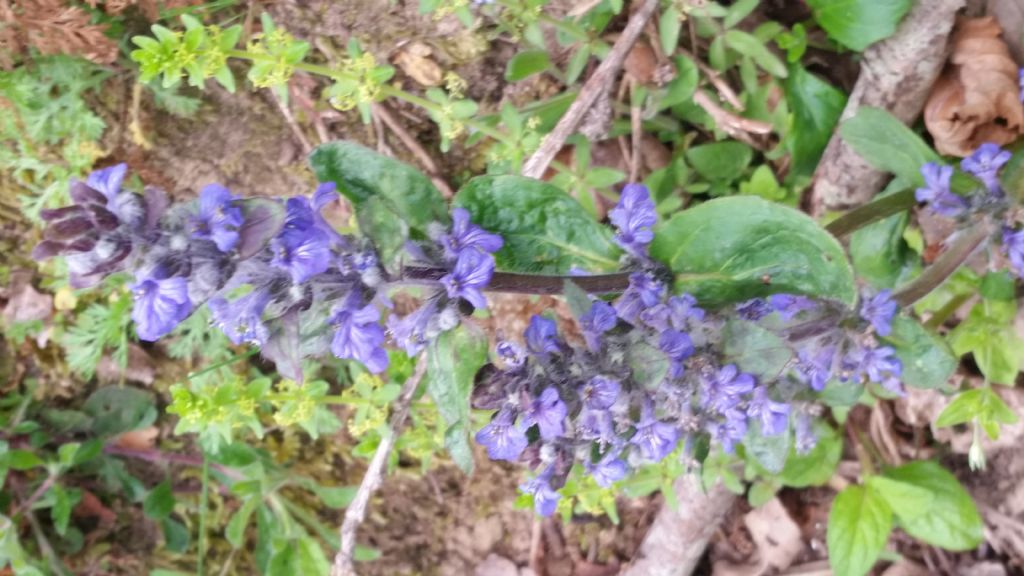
678, 47, 744, 110
522, 0, 660, 179
331, 357, 429, 576
268, 89, 314, 155
373, 103, 455, 198
629, 79, 643, 182
692, 90, 771, 150
11, 473, 57, 519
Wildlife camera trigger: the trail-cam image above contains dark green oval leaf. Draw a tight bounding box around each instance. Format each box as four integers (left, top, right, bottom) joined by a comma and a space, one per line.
784, 65, 847, 181
650, 196, 855, 306
839, 107, 940, 185
881, 316, 957, 390
454, 175, 622, 273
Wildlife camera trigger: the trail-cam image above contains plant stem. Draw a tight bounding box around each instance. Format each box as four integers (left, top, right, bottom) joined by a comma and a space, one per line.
824, 188, 917, 238
893, 222, 994, 307
923, 292, 974, 330
187, 348, 259, 380
401, 267, 632, 294
197, 454, 210, 576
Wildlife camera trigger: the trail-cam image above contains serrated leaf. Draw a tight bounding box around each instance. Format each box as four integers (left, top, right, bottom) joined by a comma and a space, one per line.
650, 196, 856, 306
454, 175, 622, 273
882, 461, 984, 551
827, 485, 892, 576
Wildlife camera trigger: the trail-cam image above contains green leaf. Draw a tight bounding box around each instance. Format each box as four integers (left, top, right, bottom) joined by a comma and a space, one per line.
562, 280, 593, 320
356, 195, 408, 268
743, 422, 790, 474
722, 318, 793, 380
849, 185, 917, 289
827, 485, 892, 576
313, 485, 358, 509
143, 480, 175, 520
161, 517, 190, 553
866, 475, 934, 521
724, 0, 759, 27
506, 50, 551, 81
626, 340, 670, 390
658, 54, 699, 110
949, 300, 1024, 385
936, 387, 1019, 438
650, 196, 856, 306
881, 316, 957, 390
309, 141, 448, 266
882, 461, 984, 550
659, 7, 682, 55
806, 0, 913, 51
780, 421, 842, 487
83, 386, 157, 438
739, 165, 786, 201
839, 107, 940, 185
784, 65, 847, 180
51, 484, 78, 536
724, 30, 788, 77
685, 141, 753, 182
226, 497, 259, 548
454, 175, 622, 273
427, 325, 489, 473
748, 479, 779, 507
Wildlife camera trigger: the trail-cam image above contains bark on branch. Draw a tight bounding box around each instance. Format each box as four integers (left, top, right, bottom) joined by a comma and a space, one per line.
619, 475, 737, 576
809, 0, 965, 215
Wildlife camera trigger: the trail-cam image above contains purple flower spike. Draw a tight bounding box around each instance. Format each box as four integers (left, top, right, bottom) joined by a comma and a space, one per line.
962, 142, 1011, 193
387, 300, 439, 357
587, 452, 628, 487
440, 249, 494, 309
795, 413, 817, 455
329, 293, 389, 374
525, 315, 560, 355
1003, 227, 1024, 278
702, 364, 757, 413
746, 386, 790, 436
519, 467, 561, 517
862, 345, 903, 396
86, 163, 128, 202
659, 329, 694, 378
915, 163, 966, 217
768, 294, 817, 321
131, 269, 192, 342
614, 272, 664, 325
496, 340, 526, 368
270, 225, 331, 284
609, 183, 657, 257
522, 388, 568, 440
440, 207, 503, 259
192, 184, 244, 252
208, 290, 271, 346
580, 300, 616, 352
860, 289, 898, 336
476, 408, 527, 461
577, 409, 616, 443
707, 408, 748, 454
630, 402, 679, 462
795, 345, 835, 391
735, 298, 770, 321
579, 375, 621, 410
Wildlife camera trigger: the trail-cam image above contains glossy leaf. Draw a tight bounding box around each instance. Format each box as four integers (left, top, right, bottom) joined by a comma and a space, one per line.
807, 0, 913, 51
454, 175, 622, 273
650, 196, 856, 306
827, 485, 892, 576
309, 141, 448, 265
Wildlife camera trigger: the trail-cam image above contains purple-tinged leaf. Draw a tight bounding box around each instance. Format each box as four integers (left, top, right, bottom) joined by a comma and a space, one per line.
236, 198, 286, 259
31, 240, 65, 260
68, 181, 106, 205
144, 186, 169, 230
263, 308, 302, 384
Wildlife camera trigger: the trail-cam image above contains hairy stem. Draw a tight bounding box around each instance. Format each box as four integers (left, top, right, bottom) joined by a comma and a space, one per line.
401, 267, 632, 294
824, 188, 917, 238
332, 356, 428, 576
893, 222, 994, 307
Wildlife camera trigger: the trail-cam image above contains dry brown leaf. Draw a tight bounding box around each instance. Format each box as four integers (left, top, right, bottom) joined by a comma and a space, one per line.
1, 0, 118, 65
624, 41, 657, 85
711, 498, 802, 576
393, 41, 444, 87
112, 425, 159, 451
73, 489, 117, 524
924, 17, 1024, 156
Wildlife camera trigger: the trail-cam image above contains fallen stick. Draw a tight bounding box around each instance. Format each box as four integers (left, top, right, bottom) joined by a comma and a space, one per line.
331, 357, 429, 576
808, 0, 965, 215
521, 0, 660, 179
619, 475, 737, 576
